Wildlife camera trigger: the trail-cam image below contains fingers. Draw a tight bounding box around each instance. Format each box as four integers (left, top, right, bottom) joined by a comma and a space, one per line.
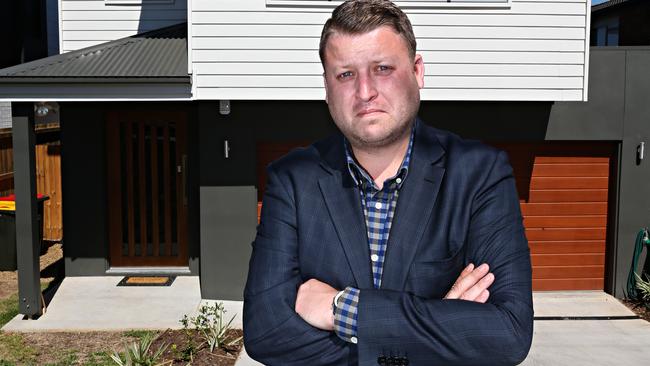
445, 263, 494, 302
475, 289, 490, 304
458, 263, 475, 280
460, 272, 494, 301
445, 263, 474, 298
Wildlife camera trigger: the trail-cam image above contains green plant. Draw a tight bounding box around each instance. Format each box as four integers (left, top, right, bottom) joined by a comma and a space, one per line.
635, 272, 650, 304
180, 302, 242, 353
170, 342, 196, 363
110, 333, 170, 366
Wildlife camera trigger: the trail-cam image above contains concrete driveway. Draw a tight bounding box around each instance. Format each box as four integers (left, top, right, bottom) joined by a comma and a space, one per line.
2, 278, 649, 365
522, 291, 650, 366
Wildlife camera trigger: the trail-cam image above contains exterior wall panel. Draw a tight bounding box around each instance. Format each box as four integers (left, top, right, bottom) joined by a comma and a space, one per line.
191, 0, 589, 101
60, 0, 187, 53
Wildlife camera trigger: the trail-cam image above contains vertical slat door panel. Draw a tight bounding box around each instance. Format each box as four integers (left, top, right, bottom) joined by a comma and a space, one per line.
163, 125, 173, 258
138, 122, 147, 257
107, 112, 188, 267
125, 122, 135, 259
150, 126, 160, 257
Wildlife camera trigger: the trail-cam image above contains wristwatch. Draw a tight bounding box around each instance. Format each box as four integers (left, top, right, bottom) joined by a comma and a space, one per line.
332, 289, 345, 314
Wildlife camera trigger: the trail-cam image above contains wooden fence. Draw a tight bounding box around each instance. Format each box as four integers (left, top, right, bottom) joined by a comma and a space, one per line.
0, 128, 63, 242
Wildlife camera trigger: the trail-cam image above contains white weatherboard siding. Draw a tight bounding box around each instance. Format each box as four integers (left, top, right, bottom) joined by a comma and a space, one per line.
60, 0, 187, 53
191, 0, 590, 101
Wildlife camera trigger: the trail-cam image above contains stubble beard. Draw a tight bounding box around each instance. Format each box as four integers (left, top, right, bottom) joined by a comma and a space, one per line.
346, 117, 413, 151
343, 99, 419, 152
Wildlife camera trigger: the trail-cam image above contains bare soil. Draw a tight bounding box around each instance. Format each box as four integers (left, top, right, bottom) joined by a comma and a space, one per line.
18, 331, 144, 365
152, 329, 243, 366
621, 299, 650, 322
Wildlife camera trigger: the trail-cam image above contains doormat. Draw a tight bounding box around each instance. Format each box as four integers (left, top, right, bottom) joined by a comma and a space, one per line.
117, 276, 176, 287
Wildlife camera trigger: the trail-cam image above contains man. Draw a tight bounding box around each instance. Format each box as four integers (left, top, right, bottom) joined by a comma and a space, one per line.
243, 1, 533, 365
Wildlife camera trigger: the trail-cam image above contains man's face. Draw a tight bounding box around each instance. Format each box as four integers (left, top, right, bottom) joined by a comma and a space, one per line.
323, 26, 424, 150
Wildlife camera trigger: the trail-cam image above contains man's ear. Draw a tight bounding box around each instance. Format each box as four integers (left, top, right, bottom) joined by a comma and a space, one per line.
323, 73, 330, 104
414, 54, 425, 89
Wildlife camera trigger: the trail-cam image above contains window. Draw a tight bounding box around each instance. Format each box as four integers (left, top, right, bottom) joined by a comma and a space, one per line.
593, 17, 619, 46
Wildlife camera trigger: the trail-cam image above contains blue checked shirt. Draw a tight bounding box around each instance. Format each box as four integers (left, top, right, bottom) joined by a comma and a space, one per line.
333, 127, 414, 344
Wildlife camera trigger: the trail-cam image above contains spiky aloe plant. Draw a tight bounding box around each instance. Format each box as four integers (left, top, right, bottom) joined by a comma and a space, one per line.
110, 333, 170, 366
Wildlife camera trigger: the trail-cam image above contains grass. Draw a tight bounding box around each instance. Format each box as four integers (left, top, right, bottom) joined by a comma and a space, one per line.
0, 332, 37, 365
84, 351, 117, 366
0, 293, 19, 328
122, 329, 156, 340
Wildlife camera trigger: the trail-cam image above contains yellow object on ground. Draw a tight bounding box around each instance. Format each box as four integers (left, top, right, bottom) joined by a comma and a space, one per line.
0, 201, 15, 211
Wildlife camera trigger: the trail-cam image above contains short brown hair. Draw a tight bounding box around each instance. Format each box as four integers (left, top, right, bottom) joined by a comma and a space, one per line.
319, 0, 417, 65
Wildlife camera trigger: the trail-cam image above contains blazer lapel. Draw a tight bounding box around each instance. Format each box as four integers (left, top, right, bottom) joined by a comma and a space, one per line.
316, 135, 373, 289
380, 122, 446, 290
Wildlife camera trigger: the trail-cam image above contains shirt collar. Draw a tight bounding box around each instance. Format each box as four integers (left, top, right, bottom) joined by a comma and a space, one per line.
344, 122, 415, 191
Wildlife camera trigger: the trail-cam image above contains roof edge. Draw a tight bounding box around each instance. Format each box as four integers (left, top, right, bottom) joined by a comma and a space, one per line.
0, 77, 191, 84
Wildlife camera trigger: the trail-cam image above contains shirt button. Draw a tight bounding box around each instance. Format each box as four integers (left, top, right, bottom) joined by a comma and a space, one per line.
350, 336, 358, 344
396, 177, 402, 184
375, 202, 382, 209
371, 254, 379, 262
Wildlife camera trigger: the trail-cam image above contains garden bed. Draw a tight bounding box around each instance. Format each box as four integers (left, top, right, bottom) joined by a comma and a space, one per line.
152, 328, 243, 366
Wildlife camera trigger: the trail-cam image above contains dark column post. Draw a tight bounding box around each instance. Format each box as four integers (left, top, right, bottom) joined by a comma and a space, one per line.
11, 102, 42, 317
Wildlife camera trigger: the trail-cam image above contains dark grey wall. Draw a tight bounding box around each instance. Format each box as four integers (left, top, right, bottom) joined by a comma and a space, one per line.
200, 186, 257, 300
61, 104, 109, 275
614, 49, 650, 297
198, 100, 337, 187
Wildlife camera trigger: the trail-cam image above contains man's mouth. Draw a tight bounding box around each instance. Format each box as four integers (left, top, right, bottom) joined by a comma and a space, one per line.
356, 108, 384, 117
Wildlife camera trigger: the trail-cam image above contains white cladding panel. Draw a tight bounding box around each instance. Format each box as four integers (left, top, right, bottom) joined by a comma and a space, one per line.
190, 0, 590, 101
60, 0, 187, 53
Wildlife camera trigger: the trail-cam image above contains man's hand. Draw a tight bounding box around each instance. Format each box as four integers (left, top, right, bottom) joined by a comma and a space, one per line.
444, 263, 494, 303
295, 278, 338, 331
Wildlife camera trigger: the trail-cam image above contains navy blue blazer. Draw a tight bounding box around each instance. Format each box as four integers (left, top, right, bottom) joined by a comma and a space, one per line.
244, 121, 533, 365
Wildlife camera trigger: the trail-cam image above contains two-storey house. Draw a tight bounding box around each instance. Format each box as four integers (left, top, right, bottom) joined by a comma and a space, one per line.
1, 0, 648, 318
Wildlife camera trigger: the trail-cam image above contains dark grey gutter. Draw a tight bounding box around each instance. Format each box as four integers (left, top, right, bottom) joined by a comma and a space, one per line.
0, 77, 190, 84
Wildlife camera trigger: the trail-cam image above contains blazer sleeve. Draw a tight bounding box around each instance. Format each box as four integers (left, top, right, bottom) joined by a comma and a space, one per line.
243, 166, 355, 366
356, 151, 534, 366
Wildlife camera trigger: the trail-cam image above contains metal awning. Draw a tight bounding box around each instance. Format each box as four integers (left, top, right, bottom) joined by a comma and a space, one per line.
0, 23, 191, 101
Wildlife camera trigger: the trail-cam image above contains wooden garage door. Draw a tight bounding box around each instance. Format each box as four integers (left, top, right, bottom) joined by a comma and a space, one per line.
493, 142, 615, 291
257, 141, 616, 291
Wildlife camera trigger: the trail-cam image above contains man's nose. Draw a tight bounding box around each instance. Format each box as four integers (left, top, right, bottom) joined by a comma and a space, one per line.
355, 72, 378, 102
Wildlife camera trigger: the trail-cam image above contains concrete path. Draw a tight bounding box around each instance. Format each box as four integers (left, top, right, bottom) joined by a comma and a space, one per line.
2, 279, 649, 365
2, 276, 202, 331
522, 291, 650, 366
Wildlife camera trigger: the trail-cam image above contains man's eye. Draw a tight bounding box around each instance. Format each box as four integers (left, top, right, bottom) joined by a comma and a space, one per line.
376, 65, 393, 74
337, 71, 353, 80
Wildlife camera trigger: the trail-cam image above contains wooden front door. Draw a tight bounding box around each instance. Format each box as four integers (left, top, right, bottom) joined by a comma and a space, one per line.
107, 111, 188, 267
